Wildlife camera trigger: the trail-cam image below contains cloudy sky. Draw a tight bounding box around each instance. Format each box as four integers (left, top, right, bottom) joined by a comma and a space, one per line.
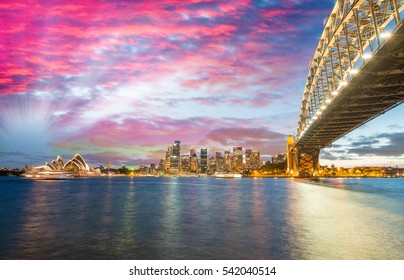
1, 0, 403, 168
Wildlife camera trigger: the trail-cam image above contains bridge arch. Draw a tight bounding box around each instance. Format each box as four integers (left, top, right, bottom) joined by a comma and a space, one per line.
294, 0, 404, 176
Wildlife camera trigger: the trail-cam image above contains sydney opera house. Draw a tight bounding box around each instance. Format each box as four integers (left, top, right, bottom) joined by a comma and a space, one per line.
23, 154, 101, 179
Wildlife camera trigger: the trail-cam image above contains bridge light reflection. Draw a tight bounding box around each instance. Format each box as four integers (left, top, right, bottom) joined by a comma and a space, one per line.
325, 98, 331, 104
320, 105, 326, 110
339, 81, 348, 87
332, 90, 338, 96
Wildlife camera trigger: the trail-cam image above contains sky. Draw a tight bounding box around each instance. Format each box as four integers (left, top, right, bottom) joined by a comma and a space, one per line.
0, 0, 403, 169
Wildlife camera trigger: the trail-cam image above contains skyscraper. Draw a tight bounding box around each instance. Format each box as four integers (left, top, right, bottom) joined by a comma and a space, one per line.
200, 148, 207, 174
170, 140, 180, 173
245, 149, 253, 170
251, 151, 262, 170
224, 150, 231, 172
190, 147, 198, 173
233, 146, 243, 171
165, 146, 171, 173
215, 151, 225, 172
180, 154, 190, 173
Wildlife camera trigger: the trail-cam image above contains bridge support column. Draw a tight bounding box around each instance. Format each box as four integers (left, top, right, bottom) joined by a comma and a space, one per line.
286, 135, 298, 176
297, 149, 320, 177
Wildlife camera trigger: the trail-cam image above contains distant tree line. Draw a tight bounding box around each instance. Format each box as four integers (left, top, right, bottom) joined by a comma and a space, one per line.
0, 168, 25, 176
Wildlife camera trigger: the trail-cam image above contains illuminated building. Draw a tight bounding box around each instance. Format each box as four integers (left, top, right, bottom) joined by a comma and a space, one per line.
233, 147, 243, 171
159, 158, 165, 173
200, 148, 208, 174
215, 151, 225, 172
164, 140, 181, 174
272, 153, 287, 164
190, 148, 198, 173
180, 154, 190, 173
165, 146, 171, 173
224, 150, 231, 172
23, 154, 97, 178
64, 154, 90, 171
251, 151, 262, 170
245, 149, 253, 170
37, 154, 90, 172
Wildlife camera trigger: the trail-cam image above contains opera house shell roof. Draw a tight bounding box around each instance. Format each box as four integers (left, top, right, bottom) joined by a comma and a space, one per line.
40, 154, 90, 171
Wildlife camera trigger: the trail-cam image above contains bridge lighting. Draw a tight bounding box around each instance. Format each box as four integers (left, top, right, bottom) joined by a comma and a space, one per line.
380, 32, 392, 39
321, 105, 326, 110
349, 68, 359, 74
340, 81, 348, 87
313, 115, 318, 120
326, 98, 331, 103
363, 53, 372, 59
316, 110, 321, 115
332, 90, 338, 96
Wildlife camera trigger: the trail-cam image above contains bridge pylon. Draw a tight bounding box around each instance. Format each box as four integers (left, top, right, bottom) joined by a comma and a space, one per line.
286, 135, 298, 176
297, 148, 320, 177
286, 135, 320, 177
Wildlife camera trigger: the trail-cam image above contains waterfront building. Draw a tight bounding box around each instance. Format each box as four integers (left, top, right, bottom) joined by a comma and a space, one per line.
215, 151, 225, 172
165, 147, 171, 173
169, 140, 181, 174
224, 150, 231, 172
272, 153, 287, 164
190, 148, 198, 173
233, 147, 243, 172
180, 154, 190, 173
64, 154, 90, 172
158, 158, 165, 173
23, 153, 98, 178
200, 148, 208, 174
251, 150, 262, 170
245, 149, 253, 170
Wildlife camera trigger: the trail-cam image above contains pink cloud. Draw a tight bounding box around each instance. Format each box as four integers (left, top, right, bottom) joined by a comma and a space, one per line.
206, 127, 287, 154
1, 0, 339, 168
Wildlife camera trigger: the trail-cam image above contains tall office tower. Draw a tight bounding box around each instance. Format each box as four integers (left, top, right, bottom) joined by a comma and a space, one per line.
215, 151, 225, 172
251, 151, 262, 170
208, 156, 215, 174
233, 146, 243, 171
180, 154, 190, 173
200, 148, 208, 174
158, 158, 165, 173
224, 150, 231, 172
245, 149, 253, 170
190, 147, 198, 173
170, 140, 180, 173
165, 146, 172, 173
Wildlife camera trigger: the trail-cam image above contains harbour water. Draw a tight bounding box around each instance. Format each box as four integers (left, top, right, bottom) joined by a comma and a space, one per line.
0, 176, 403, 259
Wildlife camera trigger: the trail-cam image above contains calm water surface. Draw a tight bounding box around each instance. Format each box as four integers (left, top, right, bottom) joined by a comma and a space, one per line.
0, 177, 403, 259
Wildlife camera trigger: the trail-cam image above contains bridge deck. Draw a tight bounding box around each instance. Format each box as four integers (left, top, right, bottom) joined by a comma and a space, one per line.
296, 23, 404, 151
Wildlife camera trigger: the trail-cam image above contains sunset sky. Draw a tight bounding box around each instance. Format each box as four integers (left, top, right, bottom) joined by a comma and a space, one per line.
1, 0, 403, 168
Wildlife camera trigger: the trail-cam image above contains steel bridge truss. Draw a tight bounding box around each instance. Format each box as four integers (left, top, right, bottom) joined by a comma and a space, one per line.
294, 0, 404, 176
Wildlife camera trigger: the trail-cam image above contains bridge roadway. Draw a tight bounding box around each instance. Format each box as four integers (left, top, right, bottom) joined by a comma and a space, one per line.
296, 23, 404, 152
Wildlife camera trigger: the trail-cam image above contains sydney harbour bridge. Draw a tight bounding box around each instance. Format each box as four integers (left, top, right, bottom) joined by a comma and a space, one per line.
287, 0, 404, 176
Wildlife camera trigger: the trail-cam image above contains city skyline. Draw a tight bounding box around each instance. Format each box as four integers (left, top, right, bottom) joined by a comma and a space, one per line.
1, 0, 403, 169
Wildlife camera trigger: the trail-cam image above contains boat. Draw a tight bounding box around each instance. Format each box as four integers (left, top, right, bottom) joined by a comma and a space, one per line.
214, 172, 242, 178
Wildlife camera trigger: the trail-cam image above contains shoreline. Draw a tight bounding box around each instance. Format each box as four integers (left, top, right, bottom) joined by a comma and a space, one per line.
1, 174, 402, 179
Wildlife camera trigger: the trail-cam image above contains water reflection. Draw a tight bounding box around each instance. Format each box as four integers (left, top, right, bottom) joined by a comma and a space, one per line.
288, 179, 404, 259
0, 177, 403, 259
